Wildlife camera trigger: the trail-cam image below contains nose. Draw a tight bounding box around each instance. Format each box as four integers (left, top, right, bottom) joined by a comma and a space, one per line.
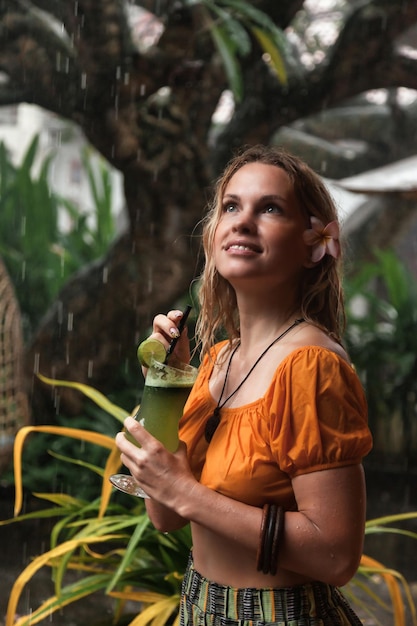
231, 209, 257, 233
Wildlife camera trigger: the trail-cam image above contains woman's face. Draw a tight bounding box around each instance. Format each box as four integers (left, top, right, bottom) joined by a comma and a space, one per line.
213, 162, 312, 292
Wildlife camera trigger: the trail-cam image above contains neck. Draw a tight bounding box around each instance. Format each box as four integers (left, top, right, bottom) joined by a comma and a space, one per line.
235, 294, 302, 350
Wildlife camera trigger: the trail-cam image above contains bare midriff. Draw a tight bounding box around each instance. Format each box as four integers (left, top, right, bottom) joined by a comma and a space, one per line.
191, 523, 311, 589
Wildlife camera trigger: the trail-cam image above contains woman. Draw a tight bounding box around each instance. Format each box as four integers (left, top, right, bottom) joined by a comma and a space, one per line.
116, 145, 373, 625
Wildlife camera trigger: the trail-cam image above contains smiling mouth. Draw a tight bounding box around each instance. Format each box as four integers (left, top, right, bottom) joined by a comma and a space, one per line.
226, 243, 262, 253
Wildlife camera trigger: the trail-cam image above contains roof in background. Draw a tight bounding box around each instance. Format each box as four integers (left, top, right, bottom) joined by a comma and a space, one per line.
335, 155, 417, 195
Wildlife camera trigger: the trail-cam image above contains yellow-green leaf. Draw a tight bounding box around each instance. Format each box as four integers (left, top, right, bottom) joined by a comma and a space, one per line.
359, 554, 405, 626
31, 492, 83, 508
13, 425, 116, 516
6, 535, 122, 626
100, 444, 124, 517
128, 595, 180, 626
251, 26, 287, 85
38, 373, 129, 423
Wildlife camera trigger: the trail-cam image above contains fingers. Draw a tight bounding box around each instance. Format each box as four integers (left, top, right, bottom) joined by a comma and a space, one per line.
121, 415, 153, 448
148, 310, 191, 365
151, 310, 184, 346
115, 417, 162, 476
115, 423, 195, 506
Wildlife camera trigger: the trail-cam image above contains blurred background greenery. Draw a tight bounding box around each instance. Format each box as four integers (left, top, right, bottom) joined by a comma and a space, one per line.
0, 1, 417, 624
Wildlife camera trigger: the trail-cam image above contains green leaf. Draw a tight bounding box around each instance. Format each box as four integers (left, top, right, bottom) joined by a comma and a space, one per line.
106, 513, 151, 592
204, 2, 251, 56
38, 373, 129, 424
47, 449, 106, 478
209, 21, 244, 101
251, 26, 287, 84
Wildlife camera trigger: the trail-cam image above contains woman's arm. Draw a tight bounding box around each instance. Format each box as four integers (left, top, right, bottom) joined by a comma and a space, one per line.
117, 418, 366, 586
116, 420, 194, 531
282, 464, 367, 585
174, 463, 366, 587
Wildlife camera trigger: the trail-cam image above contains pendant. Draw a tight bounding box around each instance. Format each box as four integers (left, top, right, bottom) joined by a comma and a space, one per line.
205, 407, 221, 443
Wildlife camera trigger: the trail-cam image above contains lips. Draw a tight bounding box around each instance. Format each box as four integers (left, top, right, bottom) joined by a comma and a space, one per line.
225, 240, 262, 253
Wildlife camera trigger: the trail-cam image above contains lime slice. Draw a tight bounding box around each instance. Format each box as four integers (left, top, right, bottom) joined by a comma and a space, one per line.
137, 338, 166, 367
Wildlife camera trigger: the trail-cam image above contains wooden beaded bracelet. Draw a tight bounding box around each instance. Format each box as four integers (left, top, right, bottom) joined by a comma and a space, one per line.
256, 503, 269, 571
262, 504, 277, 574
256, 503, 285, 575
269, 505, 285, 575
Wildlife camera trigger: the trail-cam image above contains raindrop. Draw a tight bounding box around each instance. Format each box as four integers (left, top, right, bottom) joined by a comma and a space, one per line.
140, 84, 146, 96
81, 72, 87, 90
102, 266, 109, 283
74, 1, 78, 16
55, 391, 61, 414
67, 312, 74, 331
33, 353, 40, 374
124, 72, 130, 85
116, 65, 121, 80
88, 360, 94, 378
147, 269, 153, 293
57, 300, 63, 326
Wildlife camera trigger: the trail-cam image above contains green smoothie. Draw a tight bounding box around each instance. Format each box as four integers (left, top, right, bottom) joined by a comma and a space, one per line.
127, 359, 197, 452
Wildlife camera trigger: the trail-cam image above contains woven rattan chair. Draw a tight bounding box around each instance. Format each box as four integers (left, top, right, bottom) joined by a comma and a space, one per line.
0, 257, 30, 473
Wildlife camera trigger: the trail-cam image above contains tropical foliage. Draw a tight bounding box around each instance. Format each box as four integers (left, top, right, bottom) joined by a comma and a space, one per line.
186, 0, 291, 101
1, 372, 416, 626
344, 249, 417, 463
0, 136, 116, 337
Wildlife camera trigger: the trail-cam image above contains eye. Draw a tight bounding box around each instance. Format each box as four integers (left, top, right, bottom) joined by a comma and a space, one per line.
263, 203, 282, 214
222, 202, 238, 213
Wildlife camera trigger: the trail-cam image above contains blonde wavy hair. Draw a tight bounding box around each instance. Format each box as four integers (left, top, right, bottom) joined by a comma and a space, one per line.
195, 145, 345, 358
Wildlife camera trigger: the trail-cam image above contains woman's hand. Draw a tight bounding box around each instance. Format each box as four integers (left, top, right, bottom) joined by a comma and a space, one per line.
116, 416, 196, 512
142, 310, 191, 376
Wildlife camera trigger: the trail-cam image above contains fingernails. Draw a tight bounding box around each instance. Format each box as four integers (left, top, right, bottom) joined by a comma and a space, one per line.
170, 327, 180, 338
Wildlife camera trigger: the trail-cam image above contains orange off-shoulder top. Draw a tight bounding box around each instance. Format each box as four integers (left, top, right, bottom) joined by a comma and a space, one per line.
179, 343, 373, 510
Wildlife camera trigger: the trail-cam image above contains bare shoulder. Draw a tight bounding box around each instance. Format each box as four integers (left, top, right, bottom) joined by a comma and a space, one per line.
288, 322, 350, 363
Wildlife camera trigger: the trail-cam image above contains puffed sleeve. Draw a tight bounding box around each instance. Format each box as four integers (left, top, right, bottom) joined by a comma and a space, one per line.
268, 347, 372, 477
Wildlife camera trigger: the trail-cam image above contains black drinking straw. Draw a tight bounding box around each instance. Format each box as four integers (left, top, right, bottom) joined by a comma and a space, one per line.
164, 304, 192, 363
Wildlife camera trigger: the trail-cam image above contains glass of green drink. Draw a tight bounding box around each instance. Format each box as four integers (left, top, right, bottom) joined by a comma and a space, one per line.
110, 358, 198, 498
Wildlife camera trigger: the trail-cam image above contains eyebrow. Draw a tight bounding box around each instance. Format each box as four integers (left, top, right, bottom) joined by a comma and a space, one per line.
222, 193, 287, 203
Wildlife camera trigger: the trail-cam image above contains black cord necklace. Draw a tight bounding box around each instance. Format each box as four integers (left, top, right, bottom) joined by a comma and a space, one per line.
204, 318, 304, 443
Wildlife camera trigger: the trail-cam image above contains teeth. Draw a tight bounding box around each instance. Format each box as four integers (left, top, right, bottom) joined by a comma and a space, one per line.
230, 244, 251, 250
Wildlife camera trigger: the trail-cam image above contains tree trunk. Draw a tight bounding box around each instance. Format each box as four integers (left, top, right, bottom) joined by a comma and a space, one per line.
1, 0, 416, 419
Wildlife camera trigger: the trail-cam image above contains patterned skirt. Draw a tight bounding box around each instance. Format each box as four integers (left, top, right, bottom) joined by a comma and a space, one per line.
180, 554, 363, 626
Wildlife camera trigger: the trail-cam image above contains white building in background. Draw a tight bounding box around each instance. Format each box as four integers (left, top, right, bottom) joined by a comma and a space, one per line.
0, 103, 126, 232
